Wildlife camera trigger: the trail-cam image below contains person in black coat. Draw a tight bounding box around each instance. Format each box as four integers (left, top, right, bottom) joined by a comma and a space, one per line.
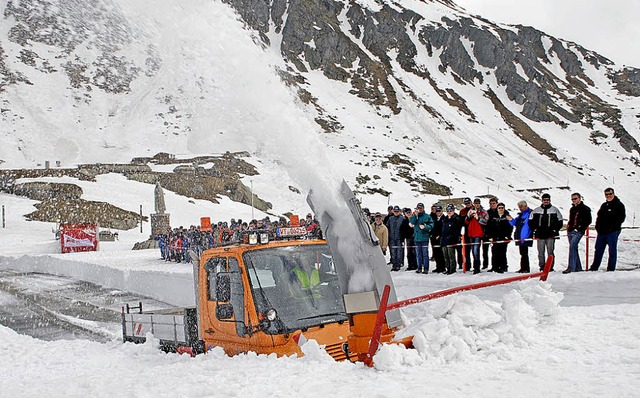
386, 206, 409, 271
430, 206, 446, 273
590, 188, 626, 271
441, 204, 463, 274
402, 208, 418, 271
484, 197, 499, 269
487, 203, 513, 273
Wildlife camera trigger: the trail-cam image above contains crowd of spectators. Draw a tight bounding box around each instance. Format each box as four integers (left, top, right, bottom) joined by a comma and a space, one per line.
155, 214, 321, 263
364, 188, 625, 275
156, 188, 625, 275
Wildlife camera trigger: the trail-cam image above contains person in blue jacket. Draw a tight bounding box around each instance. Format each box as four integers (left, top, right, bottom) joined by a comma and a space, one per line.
155, 233, 167, 260
507, 200, 533, 273
408, 202, 434, 274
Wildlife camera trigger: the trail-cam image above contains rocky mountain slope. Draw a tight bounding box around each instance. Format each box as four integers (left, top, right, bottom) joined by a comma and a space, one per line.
1, 0, 639, 215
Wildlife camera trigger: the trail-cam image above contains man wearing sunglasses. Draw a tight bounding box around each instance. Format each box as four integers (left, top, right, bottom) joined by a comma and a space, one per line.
563, 193, 592, 273
590, 188, 626, 272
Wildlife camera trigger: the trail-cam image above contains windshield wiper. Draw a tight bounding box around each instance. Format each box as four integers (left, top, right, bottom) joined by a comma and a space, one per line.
297, 312, 346, 322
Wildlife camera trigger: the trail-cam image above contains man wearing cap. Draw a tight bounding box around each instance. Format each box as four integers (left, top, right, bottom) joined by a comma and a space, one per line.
383, 205, 394, 226
408, 203, 434, 273
458, 197, 474, 271
362, 208, 373, 224
386, 205, 409, 271
430, 205, 446, 273
441, 204, 463, 274
465, 198, 488, 274
371, 212, 389, 256
529, 193, 564, 271
403, 208, 418, 271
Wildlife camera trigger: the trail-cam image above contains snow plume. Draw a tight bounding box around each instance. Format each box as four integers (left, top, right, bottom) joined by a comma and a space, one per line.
146, 0, 381, 292
376, 281, 564, 370
118, 0, 379, 291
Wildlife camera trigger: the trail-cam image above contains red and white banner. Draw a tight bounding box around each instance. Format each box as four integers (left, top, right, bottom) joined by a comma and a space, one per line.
60, 223, 98, 253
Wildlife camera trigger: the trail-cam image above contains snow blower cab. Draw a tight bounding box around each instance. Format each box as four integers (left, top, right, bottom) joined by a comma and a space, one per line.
195, 235, 355, 360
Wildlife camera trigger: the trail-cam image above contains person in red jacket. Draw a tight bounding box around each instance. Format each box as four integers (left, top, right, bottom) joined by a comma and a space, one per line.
464, 198, 488, 274
458, 197, 474, 270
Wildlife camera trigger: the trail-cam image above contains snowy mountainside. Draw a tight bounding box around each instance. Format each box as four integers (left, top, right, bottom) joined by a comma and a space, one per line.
1, 0, 640, 217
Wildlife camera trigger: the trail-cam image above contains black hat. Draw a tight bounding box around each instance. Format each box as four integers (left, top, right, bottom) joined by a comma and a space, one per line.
416, 202, 425, 208
473, 198, 481, 203
463, 197, 472, 204
403, 207, 411, 213
435, 205, 443, 212
393, 205, 401, 211
446, 204, 456, 212
542, 193, 551, 200
374, 212, 382, 217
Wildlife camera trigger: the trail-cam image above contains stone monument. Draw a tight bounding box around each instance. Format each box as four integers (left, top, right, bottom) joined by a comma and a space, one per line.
150, 182, 171, 237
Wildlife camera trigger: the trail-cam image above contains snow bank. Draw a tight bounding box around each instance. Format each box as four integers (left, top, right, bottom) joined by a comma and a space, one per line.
3, 300, 640, 398
376, 281, 563, 369
0, 251, 195, 306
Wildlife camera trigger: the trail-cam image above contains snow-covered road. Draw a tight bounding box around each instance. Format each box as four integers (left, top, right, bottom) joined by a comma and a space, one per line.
1, 247, 639, 397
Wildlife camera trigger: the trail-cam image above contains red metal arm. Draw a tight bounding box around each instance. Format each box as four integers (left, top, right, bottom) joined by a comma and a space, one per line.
363, 284, 390, 367
364, 256, 554, 365
388, 255, 554, 311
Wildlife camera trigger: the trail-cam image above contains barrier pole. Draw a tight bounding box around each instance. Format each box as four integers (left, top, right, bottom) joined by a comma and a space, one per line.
461, 235, 467, 273
585, 228, 590, 269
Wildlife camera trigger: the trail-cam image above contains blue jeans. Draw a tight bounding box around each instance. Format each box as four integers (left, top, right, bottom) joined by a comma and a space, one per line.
567, 230, 584, 271
389, 239, 404, 268
415, 240, 430, 272
469, 237, 482, 271
591, 230, 621, 271
537, 238, 556, 270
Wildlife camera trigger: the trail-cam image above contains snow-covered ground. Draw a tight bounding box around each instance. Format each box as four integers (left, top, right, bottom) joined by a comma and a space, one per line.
1, 0, 639, 395
1, 189, 639, 397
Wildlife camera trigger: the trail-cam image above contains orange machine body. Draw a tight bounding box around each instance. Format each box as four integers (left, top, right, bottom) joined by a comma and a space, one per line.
198, 238, 359, 360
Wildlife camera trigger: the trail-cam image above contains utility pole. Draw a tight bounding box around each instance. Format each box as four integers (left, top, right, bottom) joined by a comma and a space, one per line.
250, 180, 254, 220
2, 205, 5, 228
140, 205, 143, 233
